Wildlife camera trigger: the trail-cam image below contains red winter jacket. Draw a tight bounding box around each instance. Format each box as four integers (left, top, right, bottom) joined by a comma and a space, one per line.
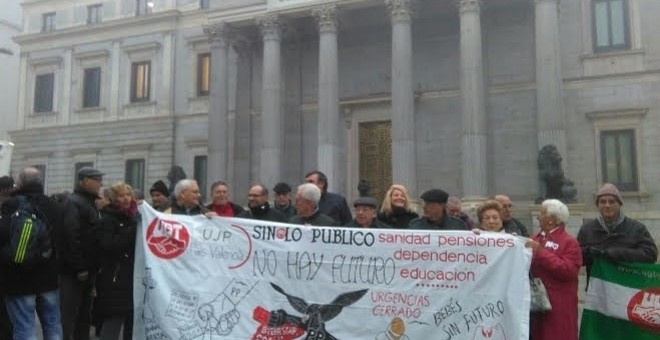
530, 226, 583, 340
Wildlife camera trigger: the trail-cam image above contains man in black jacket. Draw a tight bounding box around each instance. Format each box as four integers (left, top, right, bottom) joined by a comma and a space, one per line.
346, 197, 391, 229
238, 185, 286, 222
408, 189, 467, 230
305, 170, 351, 225
0, 167, 63, 339
0, 175, 14, 339
290, 183, 337, 227
273, 182, 296, 218
58, 166, 104, 340
494, 194, 529, 237
578, 183, 658, 283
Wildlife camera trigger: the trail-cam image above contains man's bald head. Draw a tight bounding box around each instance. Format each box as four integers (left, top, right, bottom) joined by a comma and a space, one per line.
18, 167, 43, 187
494, 195, 512, 221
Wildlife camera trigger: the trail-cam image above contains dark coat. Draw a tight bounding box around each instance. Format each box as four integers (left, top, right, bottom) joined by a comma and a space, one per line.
237, 203, 287, 223
377, 209, 418, 229
318, 192, 352, 226
167, 201, 204, 216
0, 183, 60, 296
346, 219, 391, 229
577, 216, 658, 278
408, 214, 467, 230
503, 218, 530, 237
530, 227, 582, 340
289, 210, 337, 227
274, 202, 297, 218
57, 188, 101, 276
95, 205, 137, 317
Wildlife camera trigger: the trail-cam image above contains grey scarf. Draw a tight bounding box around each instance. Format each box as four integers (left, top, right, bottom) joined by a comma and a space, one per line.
597, 212, 625, 234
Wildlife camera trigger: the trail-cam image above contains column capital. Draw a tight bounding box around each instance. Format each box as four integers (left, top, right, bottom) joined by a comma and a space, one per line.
203, 22, 235, 47
257, 14, 284, 41
385, 0, 415, 23
456, 0, 482, 14
312, 4, 338, 33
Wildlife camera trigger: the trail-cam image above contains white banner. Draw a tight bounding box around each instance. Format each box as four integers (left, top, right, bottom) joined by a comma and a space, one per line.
134, 204, 532, 340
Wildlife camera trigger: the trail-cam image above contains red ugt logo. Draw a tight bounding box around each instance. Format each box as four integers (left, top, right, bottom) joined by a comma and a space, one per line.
146, 218, 190, 259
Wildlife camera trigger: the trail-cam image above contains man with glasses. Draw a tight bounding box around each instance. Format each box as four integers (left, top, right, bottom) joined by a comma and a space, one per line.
494, 194, 529, 236
59, 166, 105, 340
237, 184, 286, 223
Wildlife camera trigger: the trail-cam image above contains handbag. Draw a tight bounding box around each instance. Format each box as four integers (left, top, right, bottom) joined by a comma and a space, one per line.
530, 276, 552, 312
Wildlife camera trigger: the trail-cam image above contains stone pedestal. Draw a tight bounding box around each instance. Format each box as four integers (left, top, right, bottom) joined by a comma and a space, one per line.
529, 203, 586, 237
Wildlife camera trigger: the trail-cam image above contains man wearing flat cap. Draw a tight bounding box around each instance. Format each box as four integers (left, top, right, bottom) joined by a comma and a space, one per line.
347, 197, 391, 229
578, 183, 658, 284
408, 189, 467, 230
273, 182, 296, 218
58, 166, 105, 340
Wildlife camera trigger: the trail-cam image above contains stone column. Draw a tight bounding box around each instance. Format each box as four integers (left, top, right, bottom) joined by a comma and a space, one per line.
535, 0, 566, 164
257, 14, 284, 188
203, 22, 233, 184
386, 0, 417, 198
458, 0, 488, 200
313, 4, 341, 192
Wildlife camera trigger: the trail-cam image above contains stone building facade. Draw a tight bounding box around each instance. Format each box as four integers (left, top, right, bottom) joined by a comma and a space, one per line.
9, 0, 660, 240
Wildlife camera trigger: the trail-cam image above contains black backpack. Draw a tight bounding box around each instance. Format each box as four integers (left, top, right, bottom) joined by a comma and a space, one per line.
2, 196, 52, 266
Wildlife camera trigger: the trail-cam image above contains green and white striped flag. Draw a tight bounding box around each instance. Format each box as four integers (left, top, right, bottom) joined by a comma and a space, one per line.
580, 259, 660, 340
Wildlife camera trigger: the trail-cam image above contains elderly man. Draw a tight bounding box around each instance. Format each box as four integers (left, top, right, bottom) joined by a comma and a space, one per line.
447, 196, 475, 229
305, 170, 351, 225
494, 194, 529, 236
237, 185, 286, 222
273, 182, 296, 218
347, 197, 390, 229
149, 180, 170, 212
409, 189, 467, 230
1, 168, 63, 340
59, 166, 105, 340
578, 183, 658, 283
290, 183, 336, 226
206, 181, 244, 217
165, 179, 204, 215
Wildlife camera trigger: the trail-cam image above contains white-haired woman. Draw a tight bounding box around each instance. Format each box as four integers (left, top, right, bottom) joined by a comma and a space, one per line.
525, 199, 582, 340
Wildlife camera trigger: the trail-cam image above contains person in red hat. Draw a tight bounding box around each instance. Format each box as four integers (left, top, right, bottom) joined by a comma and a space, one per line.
577, 183, 658, 284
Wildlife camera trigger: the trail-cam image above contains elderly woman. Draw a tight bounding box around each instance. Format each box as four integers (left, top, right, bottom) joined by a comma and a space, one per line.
526, 199, 582, 340
474, 200, 505, 232
377, 184, 418, 229
95, 182, 139, 340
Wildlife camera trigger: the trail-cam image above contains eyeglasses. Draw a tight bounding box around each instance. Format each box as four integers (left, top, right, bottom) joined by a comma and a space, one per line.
248, 193, 264, 197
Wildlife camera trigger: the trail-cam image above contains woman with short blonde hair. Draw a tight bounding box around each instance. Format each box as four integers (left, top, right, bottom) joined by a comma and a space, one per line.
476, 200, 504, 232
377, 184, 418, 229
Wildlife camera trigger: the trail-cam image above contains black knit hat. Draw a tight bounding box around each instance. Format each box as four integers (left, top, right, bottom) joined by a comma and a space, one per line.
420, 189, 449, 204
149, 180, 169, 197
273, 182, 292, 194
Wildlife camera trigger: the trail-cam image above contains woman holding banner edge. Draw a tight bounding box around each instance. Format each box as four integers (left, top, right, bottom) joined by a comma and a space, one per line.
525, 199, 582, 340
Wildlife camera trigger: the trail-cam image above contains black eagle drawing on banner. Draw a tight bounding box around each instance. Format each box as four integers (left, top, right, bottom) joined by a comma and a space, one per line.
268, 283, 369, 340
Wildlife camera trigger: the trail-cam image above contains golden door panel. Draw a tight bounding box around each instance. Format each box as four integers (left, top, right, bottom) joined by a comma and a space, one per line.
359, 121, 392, 203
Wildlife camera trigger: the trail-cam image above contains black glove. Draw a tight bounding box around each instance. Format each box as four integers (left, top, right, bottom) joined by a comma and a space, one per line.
585, 246, 604, 257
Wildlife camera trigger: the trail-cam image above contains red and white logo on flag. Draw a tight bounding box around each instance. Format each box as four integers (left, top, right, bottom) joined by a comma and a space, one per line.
146, 218, 190, 259
627, 288, 660, 332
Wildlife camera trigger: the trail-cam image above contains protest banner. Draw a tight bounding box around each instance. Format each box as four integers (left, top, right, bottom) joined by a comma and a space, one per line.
133, 204, 532, 340
580, 259, 660, 340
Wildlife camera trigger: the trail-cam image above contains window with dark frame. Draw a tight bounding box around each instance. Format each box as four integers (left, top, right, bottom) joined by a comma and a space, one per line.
125, 159, 145, 193
83, 67, 101, 108
592, 0, 630, 53
197, 53, 211, 96
130, 61, 151, 103
200, 0, 210, 10
136, 0, 152, 16
34, 73, 54, 113
42, 12, 55, 32
194, 155, 208, 201
74, 161, 94, 186
87, 4, 102, 25
601, 130, 638, 191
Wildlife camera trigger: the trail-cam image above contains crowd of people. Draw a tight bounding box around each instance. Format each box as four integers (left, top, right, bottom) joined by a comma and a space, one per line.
0, 166, 657, 340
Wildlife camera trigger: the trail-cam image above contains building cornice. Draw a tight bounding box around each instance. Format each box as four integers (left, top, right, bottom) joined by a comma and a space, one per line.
13, 10, 180, 49
0, 19, 21, 32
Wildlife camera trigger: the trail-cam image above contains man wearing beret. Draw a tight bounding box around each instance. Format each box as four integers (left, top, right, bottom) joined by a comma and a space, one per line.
408, 189, 468, 230
347, 197, 391, 229
578, 183, 658, 284
273, 182, 297, 218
